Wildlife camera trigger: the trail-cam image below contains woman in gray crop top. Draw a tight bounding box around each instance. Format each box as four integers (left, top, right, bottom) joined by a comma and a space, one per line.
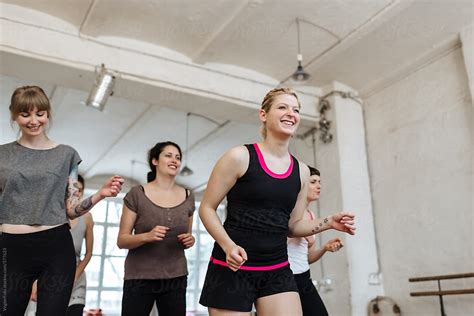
117, 141, 196, 316
0, 86, 124, 316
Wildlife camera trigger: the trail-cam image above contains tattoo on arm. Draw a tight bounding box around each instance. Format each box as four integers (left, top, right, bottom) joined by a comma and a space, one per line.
66, 166, 80, 215
74, 196, 94, 217
66, 166, 95, 218
311, 217, 330, 234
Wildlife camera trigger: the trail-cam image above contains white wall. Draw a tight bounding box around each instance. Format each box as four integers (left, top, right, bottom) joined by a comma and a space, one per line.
364, 47, 473, 315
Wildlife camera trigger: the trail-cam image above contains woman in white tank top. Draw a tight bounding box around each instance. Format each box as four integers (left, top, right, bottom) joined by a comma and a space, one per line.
287, 166, 345, 316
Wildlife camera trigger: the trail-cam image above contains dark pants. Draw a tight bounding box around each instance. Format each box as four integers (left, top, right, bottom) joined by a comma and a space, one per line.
66, 304, 85, 316
294, 270, 329, 316
121, 276, 187, 316
0, 224, 76, 316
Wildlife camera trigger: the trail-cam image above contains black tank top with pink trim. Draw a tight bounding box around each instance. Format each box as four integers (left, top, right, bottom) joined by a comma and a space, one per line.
211, 143, 301, 267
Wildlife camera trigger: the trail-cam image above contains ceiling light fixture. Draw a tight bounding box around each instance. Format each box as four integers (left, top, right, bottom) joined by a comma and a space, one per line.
86, 64, 115, 111
291, 18, 310, 83
180, 112, 194, 176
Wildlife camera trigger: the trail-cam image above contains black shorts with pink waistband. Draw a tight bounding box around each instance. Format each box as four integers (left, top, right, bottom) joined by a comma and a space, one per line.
199, 259, 298, 312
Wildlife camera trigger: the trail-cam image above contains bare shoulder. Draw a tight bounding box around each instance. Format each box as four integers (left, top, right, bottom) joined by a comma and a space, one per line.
225, 145, 249, 162
218, 145, 249, 176
84, 212, 94, 225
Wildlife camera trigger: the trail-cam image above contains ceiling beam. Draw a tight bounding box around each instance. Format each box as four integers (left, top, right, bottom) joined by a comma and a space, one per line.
0, 16, 320, 125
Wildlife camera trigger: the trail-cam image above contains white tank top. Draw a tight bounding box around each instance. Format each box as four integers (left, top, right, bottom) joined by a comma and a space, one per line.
287, 210, 314, 274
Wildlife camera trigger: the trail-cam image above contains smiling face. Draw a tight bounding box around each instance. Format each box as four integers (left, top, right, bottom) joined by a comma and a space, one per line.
260, 93, 301, 138
9, 86, 52, 138
307, 174, 321, 202
153, 144, 182, 177
14, 107, 49, 138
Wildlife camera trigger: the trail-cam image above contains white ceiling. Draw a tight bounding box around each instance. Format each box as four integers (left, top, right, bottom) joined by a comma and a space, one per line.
1, 0, 472, 191
2, 0, 472, 88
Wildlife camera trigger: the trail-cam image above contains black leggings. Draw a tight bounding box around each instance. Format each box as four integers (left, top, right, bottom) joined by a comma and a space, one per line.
0, 224, 76, 316
122, 276, 187, 316
294, 270, 329, 316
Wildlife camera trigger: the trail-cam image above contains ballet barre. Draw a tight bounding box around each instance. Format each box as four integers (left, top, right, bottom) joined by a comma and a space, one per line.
409, 272, 474, 316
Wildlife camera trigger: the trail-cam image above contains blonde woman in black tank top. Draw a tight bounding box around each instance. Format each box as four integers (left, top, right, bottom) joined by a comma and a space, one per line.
199, 88, 356, 316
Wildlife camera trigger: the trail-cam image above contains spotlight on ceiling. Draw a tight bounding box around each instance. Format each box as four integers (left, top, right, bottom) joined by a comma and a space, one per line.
86, 64, 115, 111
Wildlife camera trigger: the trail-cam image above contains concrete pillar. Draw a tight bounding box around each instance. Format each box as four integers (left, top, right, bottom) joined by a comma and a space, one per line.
315, 81, 384, 316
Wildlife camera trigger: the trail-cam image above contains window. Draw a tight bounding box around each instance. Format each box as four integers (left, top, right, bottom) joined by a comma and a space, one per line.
185, 210, 213, 311
84, 197, 126, 316
187, 203, 225, 312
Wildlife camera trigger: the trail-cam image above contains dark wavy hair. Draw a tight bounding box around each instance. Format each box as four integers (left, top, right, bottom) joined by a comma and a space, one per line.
147, 141, 182, 182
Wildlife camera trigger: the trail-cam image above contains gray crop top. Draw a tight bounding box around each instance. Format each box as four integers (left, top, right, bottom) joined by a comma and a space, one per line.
0, 141, 82, 225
